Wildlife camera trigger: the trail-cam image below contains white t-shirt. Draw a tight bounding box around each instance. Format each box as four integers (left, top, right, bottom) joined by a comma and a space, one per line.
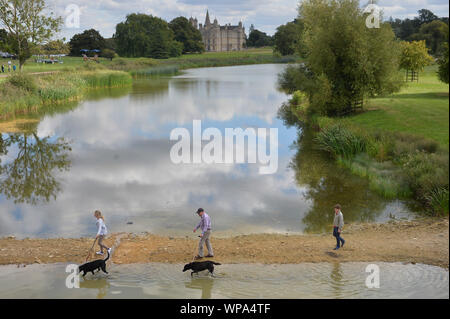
96, 218, 107, 236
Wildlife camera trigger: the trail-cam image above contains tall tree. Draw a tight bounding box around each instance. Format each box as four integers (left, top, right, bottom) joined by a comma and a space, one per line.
169, 17, 204, 54
279, 0, 402, 116
410, 20, 449, 55
114, 13, 182, 58
69, 29, 106, 56
437, 42, 449, 84
416, 9, 438, 25
273, 20, 303, 56
247, 28, 273, 47
0, 0, 62, 69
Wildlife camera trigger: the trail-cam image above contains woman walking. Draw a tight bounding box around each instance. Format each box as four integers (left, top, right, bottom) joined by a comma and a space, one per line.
94, 210, 111, 255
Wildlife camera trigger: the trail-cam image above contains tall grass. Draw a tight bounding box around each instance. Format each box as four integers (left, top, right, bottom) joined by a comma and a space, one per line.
0, 70, 132, 119
315, 124, 368, 158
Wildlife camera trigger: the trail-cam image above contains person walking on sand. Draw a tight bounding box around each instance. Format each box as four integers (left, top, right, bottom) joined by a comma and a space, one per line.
94, 210, 111, 256
332, 204, 345, 250
193, 208, 214, 259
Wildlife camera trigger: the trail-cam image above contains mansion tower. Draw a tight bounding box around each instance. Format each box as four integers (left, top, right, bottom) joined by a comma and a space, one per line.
189, 10, 246, 52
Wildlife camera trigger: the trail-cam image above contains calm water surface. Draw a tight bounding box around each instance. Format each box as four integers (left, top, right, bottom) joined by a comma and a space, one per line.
0, 262, 447, 299
0, 64, 416, 238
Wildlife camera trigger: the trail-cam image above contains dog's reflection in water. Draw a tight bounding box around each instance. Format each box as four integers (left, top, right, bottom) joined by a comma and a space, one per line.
80, 278, 110, 299
185, 277, 214, 299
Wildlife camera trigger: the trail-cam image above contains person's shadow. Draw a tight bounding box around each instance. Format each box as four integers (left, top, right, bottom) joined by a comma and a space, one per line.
185, 276, 214, 299
80, 278, 110, 299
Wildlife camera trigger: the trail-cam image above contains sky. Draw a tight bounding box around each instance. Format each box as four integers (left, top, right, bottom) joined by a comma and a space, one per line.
44, 0, 450, 40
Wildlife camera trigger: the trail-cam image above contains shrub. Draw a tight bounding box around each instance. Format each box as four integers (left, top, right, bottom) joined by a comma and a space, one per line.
6, 73, 37, 93
425, 187, 449, 216
400, 151, 449, 209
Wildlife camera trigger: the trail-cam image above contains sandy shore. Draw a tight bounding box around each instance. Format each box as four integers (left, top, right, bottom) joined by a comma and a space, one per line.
0, 218, 448, 268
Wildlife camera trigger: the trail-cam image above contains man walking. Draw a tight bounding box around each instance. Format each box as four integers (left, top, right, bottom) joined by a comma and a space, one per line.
332, 204, 345, 250
193, 208, 214, 259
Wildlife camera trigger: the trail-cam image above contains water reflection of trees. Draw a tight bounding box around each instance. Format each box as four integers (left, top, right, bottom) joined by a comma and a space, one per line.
0, 133, 71, 205
290, 129, 386, 233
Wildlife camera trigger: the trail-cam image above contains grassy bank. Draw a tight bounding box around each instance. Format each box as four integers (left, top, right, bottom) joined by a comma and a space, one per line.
8, 47, 298, 76
0, 63, 132, 119
280, 65, 449, 215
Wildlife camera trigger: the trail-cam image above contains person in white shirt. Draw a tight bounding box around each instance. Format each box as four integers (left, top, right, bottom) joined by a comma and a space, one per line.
94, 210, 111, 256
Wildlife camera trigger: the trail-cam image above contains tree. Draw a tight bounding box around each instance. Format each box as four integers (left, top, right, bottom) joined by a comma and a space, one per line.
279, 0, 402, 117
416, 9, 438, 26
399, 40, 433, 76
101, 48, 116, 60
0, 28, 10, 51
437, 42, 449, 83
410, 20, 449, 55
0, 0, 62, 69
273, 20, 302, 56
247, 29, 273, 47
0, 133, 71, 205
169, 17, 204, 53
69, 29, 106, 56
41, 39, 70, 56
114, 13, 183, 58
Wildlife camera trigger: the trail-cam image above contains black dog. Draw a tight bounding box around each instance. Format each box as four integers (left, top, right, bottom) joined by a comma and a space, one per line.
183, 261, 221, 277
79, 250, 110, 277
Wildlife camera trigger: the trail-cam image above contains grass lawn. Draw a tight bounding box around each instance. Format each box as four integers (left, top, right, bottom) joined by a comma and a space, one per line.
5, 47, 275, 73
348, 65, 449, 147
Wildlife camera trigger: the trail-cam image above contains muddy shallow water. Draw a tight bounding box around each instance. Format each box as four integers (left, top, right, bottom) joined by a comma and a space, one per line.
0, 262, 447, 299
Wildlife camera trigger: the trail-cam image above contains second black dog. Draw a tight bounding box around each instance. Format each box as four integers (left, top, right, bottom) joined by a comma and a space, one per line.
79, 250, 110, 277
183, 261, 221, 277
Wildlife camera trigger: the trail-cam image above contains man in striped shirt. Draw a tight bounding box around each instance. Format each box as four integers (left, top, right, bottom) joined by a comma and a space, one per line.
193, 208, 214, 259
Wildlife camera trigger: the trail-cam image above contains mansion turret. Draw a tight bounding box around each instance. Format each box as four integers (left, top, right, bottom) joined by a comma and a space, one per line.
189, 10, 246, 52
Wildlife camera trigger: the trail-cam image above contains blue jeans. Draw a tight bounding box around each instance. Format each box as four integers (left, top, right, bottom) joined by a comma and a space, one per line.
333, 227, 344, 248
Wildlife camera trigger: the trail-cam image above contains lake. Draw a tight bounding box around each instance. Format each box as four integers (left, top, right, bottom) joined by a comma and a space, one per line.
0, 64, 417, 238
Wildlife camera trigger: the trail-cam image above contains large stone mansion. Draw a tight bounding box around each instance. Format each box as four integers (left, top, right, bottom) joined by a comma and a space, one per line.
189, 11, 246, 52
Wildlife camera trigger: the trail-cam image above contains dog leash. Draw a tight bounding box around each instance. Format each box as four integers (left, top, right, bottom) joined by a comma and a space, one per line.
191, 235, 201, 263
85, 238, 98, 262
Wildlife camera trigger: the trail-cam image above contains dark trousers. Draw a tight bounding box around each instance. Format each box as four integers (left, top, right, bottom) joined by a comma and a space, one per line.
333, 227, 345, 248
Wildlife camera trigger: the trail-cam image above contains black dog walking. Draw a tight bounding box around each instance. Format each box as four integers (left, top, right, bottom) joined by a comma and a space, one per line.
79, 250, 110, 277
183, 261, 221, 277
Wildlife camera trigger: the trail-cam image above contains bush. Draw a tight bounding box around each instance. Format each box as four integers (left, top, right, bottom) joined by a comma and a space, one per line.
6, 73, 37, 93
400, 151, 449, 209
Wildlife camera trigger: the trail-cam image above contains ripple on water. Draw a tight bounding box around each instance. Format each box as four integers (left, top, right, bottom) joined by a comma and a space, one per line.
0, 262, 447, 299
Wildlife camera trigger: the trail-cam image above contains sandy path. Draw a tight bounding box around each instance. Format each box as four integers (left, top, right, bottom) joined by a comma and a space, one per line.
0, 218, 448, 268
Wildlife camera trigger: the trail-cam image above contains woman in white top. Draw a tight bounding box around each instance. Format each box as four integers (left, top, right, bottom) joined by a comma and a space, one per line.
94, 210, 111, 255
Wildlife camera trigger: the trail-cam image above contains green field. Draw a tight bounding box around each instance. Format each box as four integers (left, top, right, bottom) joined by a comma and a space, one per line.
348, 65, 449, 147
2, 47, 277, 74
